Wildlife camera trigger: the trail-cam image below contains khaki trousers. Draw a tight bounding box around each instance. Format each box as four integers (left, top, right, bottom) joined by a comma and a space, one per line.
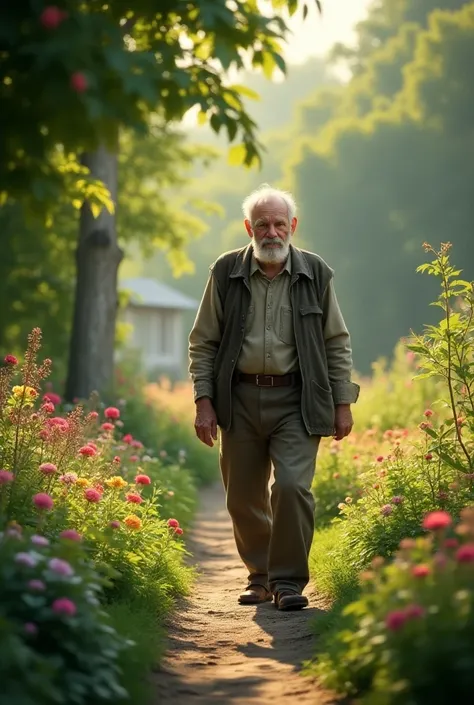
219, 381, 320, 595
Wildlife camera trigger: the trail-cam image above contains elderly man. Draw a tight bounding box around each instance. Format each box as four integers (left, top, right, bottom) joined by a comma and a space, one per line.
188, 184, 359, 611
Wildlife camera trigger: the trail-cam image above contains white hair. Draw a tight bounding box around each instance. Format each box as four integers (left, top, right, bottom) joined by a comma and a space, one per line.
242, 183, 297, 224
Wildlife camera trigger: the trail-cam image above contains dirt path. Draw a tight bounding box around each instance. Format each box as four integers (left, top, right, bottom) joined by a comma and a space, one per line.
153, 482, 339, 705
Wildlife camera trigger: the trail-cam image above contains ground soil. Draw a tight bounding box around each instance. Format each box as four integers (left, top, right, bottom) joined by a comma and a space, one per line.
153, 482, 341, 705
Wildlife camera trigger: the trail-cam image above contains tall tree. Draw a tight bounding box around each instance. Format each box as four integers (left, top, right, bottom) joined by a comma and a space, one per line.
1, 0, 321, 399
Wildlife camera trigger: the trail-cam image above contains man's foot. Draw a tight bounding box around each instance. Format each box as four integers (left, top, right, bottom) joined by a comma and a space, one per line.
274, 590, 309, 611
238, 585, 272, 605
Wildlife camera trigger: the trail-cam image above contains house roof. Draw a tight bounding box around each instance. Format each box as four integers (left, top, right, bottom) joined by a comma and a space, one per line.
120, 277, 199, 311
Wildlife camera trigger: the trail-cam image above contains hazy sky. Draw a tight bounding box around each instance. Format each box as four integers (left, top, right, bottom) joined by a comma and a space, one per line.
275, 0, 371, 65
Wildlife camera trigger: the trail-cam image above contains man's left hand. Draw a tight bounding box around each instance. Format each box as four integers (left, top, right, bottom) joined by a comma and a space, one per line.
333, 404, 353, 441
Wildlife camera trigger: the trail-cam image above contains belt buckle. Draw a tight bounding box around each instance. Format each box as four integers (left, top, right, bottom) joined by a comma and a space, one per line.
256, 374, 274, 387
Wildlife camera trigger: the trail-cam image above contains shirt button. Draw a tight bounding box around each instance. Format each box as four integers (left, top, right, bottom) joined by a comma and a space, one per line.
266, 326, 271, 330
266, 354, 270, 359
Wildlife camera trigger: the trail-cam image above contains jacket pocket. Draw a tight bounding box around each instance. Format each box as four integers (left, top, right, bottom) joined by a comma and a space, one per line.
279, 305, 295, 345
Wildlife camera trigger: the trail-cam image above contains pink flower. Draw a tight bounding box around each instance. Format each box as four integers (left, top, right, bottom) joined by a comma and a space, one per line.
391, 496, 404, 505
101, 422, 114, 431
60, 529, 82, 542
89, 411, 99, 420
456, 544, 474, 563
175, 527, 184, 536
31, 535, 49, 547
0, 470, 14, 484
48, 417, 69, 431
385, 610, 408, 631
79, 445, 96, 457
15, 552, 37, 568
84, 488, 101, 503
24, 622, 38, 635
48, 558, 74, 576
104, 406, 120, 419
113, 456, 121, 464
33, 493, 54, 511
131, 440, 143, 449
412, 564, 430, 578
59, 472, 78, 485
135, 474, 151, 485
376, 455, 384, 463
87, 442, 98, 451
43, 392, 61, 405
381, 504, 393, 516
123, 434, 133, 444
405, 603, 425, 620
444, 538, 458, 549
129, 455, 139, 462
28, 579, 46, 591
424, 409, 433, 418
109, 520, 121, 529
126, 492, 143, 504
422, 511, 452, 531
52, 597, 77, 616
70, 71, 88, 93
4, 354, 18, 365
40, 6, 67, 29
39, 462, 57, 475
167, 518, 180, 528
41, 401, 55, 413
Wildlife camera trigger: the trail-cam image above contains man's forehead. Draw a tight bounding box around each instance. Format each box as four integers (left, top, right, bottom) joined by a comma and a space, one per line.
252, 196, 289, 220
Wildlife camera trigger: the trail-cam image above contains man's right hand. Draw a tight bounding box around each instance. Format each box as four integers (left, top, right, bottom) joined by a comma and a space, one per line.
194, 397, 218, 447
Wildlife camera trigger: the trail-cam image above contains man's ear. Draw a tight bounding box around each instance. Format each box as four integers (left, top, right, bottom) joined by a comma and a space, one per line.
291, 217, 298, 235
244, 219, 253, 238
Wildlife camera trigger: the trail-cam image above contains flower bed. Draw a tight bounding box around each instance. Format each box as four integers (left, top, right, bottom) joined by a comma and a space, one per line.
0, 329, 199, 703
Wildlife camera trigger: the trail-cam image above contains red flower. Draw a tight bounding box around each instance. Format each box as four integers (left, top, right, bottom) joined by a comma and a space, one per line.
126, 492, 143, 504
4, 354, 18, 365
79, 445, 96, 457
113, 456, 121, 464
43, 392, 61, 405
40, 6, 67, 29
123, 434, 133, 444
412, 564, 430, 579
70, 72, 88, 93
60, 529, 82, 542
175, 527, 184, 536
167, 518, 179, 528
422, 511, 452, 531
41, 401, 55, 413
89, 411, 99, 420
84, 488, 101, 503
135, 474, 151, 485
101, 422, 114, 431
385, 610, 408, 632
424, 409, 433, 417
456, 544, 474, 563
39, 462, 57, 475
131, 440, 143, 449
444, 538, 458, 549
376, 455, 384, 462
104, 406, 120, 419
425, 453, 433, 461
129, 455, 139, 462
87, 442, 98, 451
405, 603, 425, 620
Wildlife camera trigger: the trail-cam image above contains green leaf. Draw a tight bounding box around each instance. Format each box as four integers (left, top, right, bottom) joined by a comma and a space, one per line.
229, 84, 260, 101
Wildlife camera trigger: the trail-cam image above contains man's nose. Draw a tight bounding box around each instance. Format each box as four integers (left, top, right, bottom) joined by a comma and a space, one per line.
266, 224, 278, 237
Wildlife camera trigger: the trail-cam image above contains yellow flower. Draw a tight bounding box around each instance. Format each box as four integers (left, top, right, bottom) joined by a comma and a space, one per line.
105, 476, 128, 489
124, 514, 142, 530
76, 478, 90, 488
12, 385, 38, 400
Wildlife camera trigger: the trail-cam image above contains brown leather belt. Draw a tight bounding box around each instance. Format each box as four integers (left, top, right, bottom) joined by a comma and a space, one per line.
236, 372, 301, 387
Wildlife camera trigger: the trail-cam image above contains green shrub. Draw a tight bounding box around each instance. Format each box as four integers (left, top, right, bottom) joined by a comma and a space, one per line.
0, 525, 130, 705
315, 509, 474, 705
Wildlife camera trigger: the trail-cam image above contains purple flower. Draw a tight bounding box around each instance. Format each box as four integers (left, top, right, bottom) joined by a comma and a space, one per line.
31, 535, 49, 547
15, 552, 37, 568
28, 579, 46, 591
381, 504, 393, 517
48, 558, 74, 577
391, 496, 404, 505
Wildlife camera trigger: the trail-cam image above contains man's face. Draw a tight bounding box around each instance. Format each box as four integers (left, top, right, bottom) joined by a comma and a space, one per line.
245, 196, 297, 264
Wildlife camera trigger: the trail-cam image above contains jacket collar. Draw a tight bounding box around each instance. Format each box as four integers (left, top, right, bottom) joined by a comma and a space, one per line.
229, 243, 313, 281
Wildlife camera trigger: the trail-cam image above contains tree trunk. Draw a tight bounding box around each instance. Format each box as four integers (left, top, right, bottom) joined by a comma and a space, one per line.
65, 143, 123, 402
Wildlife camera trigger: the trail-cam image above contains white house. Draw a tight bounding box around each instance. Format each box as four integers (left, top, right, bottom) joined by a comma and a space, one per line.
119, 277, 198, 378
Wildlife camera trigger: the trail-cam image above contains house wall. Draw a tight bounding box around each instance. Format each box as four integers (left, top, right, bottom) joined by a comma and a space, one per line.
121, 305, 184, 378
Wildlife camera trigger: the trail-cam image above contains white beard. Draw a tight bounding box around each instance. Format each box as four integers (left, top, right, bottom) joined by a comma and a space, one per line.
252, 237, 290, 264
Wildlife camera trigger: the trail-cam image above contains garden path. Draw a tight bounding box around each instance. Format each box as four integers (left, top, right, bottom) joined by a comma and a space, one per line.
153, 482, 340, 705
